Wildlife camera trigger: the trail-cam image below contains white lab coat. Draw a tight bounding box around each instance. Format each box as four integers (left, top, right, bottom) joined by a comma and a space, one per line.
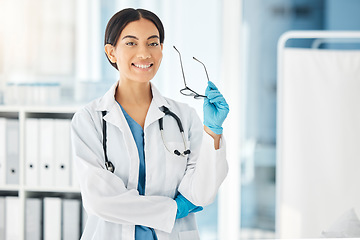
71, 81, 228, 240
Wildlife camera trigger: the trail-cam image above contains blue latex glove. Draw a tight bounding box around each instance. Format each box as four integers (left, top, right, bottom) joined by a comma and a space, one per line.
203, 81, 229, 135
175, 194, 203, 219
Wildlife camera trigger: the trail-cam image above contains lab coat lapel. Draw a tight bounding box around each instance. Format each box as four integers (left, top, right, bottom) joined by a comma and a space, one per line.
97, 81, 140, 190
95, 81, 171, 190
144, 83, 170, 130
104, 105, 140, 190
96, 81, 126, 133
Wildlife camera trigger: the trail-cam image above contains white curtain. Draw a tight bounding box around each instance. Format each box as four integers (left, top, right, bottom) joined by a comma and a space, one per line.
278, 48, 360, 238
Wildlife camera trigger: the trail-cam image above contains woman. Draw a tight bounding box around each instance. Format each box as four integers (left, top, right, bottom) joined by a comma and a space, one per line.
71, 8, 229, 240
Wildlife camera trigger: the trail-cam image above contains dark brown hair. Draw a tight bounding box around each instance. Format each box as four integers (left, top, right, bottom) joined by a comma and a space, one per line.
104, 8, 165, 70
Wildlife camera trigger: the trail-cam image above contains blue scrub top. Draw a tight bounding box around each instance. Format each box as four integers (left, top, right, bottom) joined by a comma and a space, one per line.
118, 102, 157, 240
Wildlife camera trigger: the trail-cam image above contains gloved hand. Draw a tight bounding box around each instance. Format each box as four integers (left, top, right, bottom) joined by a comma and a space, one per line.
175, 193, 203, 219
203, 81, 229, 135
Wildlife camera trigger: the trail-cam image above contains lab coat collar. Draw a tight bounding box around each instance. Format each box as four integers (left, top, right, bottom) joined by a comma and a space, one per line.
95, 81, 171, 111
95, 80, 171, 129
95, 81, 118, 112
150, 83, 171, 110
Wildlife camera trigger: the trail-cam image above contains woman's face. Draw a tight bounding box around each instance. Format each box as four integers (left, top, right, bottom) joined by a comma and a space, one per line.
106, 18, 163, 84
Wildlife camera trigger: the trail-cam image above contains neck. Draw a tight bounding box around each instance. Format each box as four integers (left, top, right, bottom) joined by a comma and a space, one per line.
115, 80, 152, 106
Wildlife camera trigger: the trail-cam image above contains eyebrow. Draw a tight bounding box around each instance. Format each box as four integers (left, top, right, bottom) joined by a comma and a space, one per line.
122, 35, 160, 40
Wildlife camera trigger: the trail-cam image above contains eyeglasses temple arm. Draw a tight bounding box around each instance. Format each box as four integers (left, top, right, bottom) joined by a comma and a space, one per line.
173, 46, 187, 86
193, 57, 210, 82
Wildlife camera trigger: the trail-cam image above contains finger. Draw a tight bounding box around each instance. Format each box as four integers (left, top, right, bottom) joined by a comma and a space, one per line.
190, 206, 204, 213
209, 95, 225, 104
211, 97, 229, 110
207, 90, 228, 103
215, 102, 229, 112
203, 95, 211, 105
208, 81, 218, 90
214, 103, 229, 113
205, 81, 218, 94
206, 90, 221, 99
207, 91, 224, 102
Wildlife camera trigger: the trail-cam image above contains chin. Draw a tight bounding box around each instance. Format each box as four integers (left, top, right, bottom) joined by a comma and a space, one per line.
133, 74, 156, 83
132, 77, 154, 84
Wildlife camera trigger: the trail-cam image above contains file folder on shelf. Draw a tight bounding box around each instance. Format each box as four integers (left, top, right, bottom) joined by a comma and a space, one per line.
54, 119, 71, 187
62, 199, 81, 240
25, 118, 40, 187
5, 196, 20, 240
44, 197, 61, 240
39, 119, 55, 187
6, 119, 19, 185
0, 197, 5, 239
25, 198, 42, 240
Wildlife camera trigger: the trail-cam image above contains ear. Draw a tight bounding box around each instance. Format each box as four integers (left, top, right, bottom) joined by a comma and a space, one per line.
104, 44, 116, 63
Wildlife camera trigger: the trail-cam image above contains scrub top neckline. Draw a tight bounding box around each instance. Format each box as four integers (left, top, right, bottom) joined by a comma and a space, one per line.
116, 101, 144, 133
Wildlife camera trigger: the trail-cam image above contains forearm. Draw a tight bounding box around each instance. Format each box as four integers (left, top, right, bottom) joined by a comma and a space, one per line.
204, 125, 221, 150
78, 162, 177, 232
178, 133, 228, 206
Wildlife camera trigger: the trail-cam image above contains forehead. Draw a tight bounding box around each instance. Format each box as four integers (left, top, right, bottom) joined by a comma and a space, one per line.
120, 18, 159, 39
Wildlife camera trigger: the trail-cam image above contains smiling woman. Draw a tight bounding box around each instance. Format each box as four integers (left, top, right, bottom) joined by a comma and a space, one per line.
105, 18, 163, 86
104, 9, 164, 70
71, 7, 229, 240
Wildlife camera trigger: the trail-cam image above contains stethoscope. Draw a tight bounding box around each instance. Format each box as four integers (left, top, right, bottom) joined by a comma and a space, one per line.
101, 106, 191, 173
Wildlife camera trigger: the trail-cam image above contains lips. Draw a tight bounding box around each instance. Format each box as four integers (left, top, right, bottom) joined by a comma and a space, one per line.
132, 63, 153, 69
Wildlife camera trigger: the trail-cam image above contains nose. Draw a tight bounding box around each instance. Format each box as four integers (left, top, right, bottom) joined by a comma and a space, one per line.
137, 44, 151, 59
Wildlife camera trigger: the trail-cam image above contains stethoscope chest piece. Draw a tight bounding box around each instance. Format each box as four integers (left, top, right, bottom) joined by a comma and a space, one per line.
105, 160, 115, 173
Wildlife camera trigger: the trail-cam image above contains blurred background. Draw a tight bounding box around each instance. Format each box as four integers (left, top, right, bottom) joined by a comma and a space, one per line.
1, 0, 360, 239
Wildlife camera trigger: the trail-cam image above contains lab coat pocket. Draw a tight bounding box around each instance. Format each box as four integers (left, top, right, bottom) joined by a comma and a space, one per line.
178, 230, 200, 240
164, 141, 190, 193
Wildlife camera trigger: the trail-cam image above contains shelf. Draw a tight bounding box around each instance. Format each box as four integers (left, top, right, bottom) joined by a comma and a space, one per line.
0, 105, 82, 113
24, 186, 80, 193
0, 106, 80, 239
0, 111, 19, 118
0, 184, 20, 190
24, 188, 81, 199
0, 186, 20, 196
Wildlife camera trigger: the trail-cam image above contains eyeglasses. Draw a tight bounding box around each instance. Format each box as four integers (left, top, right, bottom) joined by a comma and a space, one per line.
173, 46, 209, 99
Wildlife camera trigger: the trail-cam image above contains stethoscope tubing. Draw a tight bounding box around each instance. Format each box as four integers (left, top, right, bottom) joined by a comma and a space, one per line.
101, 107, 190, 173
102, 111, 115, 173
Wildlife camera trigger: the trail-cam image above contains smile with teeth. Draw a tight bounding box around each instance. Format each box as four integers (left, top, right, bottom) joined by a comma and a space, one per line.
132, 63, 153, 69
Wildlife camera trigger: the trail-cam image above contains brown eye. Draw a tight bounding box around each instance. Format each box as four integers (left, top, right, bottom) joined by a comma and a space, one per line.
149, 42, 159, 47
